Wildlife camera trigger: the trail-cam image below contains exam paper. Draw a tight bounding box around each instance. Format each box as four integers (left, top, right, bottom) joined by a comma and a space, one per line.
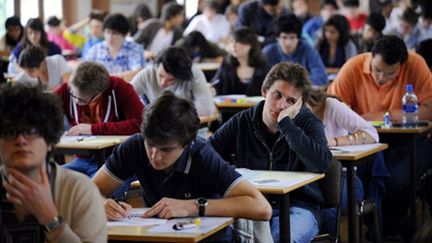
107, 208, 167, 227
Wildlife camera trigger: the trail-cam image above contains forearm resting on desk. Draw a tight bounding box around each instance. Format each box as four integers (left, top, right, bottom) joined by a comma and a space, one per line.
329, 130, 376, 146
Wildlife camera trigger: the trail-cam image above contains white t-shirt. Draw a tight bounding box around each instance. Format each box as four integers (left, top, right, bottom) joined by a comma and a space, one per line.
184, 14, 230, 43
15, 54, 71, 89
148, 28, 174, 55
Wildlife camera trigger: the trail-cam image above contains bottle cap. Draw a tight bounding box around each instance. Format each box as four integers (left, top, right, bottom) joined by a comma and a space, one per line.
406, 84, 413, 92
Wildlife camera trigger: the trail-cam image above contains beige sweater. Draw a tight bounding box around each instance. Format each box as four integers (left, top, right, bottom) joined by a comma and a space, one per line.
48, 163, 107, 243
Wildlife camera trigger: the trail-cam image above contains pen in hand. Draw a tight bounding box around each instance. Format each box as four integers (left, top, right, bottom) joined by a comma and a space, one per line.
114, 198, 131, 219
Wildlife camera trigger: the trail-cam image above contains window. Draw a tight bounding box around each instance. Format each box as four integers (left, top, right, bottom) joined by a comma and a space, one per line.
0, 0, 15, 37
20, 0, 39, 24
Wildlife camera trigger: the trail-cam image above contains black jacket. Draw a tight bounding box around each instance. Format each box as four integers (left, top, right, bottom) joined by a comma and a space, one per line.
210, 101, 332, 221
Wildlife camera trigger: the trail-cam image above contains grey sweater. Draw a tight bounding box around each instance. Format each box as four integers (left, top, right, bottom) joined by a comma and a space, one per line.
131, 64, 216, 116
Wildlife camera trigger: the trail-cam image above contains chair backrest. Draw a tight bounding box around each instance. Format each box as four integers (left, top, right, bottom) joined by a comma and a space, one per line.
319, 160, 342, 208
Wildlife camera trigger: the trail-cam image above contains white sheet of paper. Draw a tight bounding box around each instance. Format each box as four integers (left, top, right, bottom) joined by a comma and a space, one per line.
60, 135, 96, 142
330, 143, 383, 153
149, 217, 232, 234
107, 208, 167, 227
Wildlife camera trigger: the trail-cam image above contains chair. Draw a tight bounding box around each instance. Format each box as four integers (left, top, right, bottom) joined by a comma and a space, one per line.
312, 160, 343, 243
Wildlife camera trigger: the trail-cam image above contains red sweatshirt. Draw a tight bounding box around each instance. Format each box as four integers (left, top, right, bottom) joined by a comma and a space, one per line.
54, 76, 144, 135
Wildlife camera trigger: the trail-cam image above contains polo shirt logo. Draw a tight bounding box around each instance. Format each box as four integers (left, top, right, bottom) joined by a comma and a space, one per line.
184, 192, 191, 198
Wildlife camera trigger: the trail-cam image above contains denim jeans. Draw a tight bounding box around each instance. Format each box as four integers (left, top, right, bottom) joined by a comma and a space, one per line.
270, 207, 319, 243
62, 157, 98, 177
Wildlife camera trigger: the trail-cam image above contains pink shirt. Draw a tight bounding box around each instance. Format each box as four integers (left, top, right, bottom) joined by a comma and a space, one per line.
48, 32, 76, 51
323, 97, 379, 142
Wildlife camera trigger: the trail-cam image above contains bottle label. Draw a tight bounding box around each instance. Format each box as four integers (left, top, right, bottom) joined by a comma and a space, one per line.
403, 104, 418, 113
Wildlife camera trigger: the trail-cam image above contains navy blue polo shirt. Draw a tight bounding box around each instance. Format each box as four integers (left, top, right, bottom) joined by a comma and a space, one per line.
104, 134, 243, 207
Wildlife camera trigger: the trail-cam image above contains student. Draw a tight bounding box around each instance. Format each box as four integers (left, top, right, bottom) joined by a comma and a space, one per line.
389, 7, 424, 49
175, 31, 226, 63
328, 35, 432, 240
129, 3, 153, 36
316, 14, 357, 68
65, 10, 108, 58
131, 46, 216, 117
262, 14, 328, 86
212, 27, 270, 96
54, 61, 144, 176
184, 0, 231, 44
340, 0, 367, 34
0, 84, 107, 242
134, 2, 185, 60
85, 13, 146, 81
210, 62, 332, 243
8, 18, 61, 75
358, 13, 386, 53
302, 0, 339, 46
0, 16, 23, 58
92, 91, 272, 241
15, 46, 71, 90
46, 16, 77, 53
291, 0, 312, 24
305, 89, 388, 237
235, 0, 288, 45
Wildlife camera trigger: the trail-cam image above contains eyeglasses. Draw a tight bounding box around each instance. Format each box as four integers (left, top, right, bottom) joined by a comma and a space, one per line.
70, 92, 97, 106
0, 127, 40, 140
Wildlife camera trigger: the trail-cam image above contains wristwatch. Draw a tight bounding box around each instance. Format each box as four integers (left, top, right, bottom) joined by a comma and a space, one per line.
44, 215, 63, 232
195, 197, 208, 216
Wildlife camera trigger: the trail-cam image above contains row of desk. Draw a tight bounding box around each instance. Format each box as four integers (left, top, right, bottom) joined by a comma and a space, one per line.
54, 96, 430, 243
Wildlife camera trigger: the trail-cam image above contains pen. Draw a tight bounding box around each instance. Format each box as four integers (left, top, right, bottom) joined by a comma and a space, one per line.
114, 198, 130, 219
172, 218, 201, 230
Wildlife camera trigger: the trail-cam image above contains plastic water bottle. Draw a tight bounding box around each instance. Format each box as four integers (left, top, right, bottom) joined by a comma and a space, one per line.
402, 84, 419, 127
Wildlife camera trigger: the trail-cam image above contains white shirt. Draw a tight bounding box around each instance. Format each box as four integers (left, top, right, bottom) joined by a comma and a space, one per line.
184, 14, 230, 43
15, 54, 71, 89
148, 28, 174, 55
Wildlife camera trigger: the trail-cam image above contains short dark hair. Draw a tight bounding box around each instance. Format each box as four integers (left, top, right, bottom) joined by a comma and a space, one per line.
161, 2, 184, 21
229, 27, 264, 67
322, 14, 351, 45
263, 62, 312, 94
0, 84, 64, 145
5, 16, 23, 47
416, 39, 432, 69
276, 14, 303, 37
343, 0, 360, 8
204, 0, 220, 11
155, 47, 193, 82
47, 16, 61, 27
320, 0, 338, 9
262, 0, 280, 6
103, 13, 129, 35
141, 91, 200, 146
18, 46, 46, 69
400, 7, 419, 26
367, 13, 386, 33
372, 35, 408, 65
70, 61, 110, 97
89, 9, 108, 22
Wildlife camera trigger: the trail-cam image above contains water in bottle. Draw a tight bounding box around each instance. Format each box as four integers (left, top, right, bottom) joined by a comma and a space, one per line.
402, 84, 419, 127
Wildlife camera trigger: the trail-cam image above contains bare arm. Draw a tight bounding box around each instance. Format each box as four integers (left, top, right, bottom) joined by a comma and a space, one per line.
144, 180, 272, 220
92, 168, 131, 220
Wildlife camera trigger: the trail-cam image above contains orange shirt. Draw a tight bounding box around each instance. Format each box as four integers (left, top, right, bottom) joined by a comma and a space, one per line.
328, 52, 432, 116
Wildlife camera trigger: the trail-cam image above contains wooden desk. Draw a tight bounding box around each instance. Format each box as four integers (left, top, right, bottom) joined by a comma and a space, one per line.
375, 125, 431, 237
199, 113, 220, 125
130, 170, 324, 243
54, 135, 130, 164
214, 95, 263, 122
195, 62, 221, 72
108, 217, 234, 242
238, 169, 325, 243
332, 143, 388, 243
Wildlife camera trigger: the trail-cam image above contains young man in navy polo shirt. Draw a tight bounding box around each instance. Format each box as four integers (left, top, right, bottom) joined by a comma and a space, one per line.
92, 91, 272, 241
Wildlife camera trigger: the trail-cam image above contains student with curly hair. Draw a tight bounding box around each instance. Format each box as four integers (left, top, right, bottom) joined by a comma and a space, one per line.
0, 84, 107, 242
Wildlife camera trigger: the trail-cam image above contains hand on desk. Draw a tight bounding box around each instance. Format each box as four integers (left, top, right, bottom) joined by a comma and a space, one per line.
2, 167, 59, 225
66, 124, 92, 136
144, 197, 197, 219
105, 198, 131, 220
